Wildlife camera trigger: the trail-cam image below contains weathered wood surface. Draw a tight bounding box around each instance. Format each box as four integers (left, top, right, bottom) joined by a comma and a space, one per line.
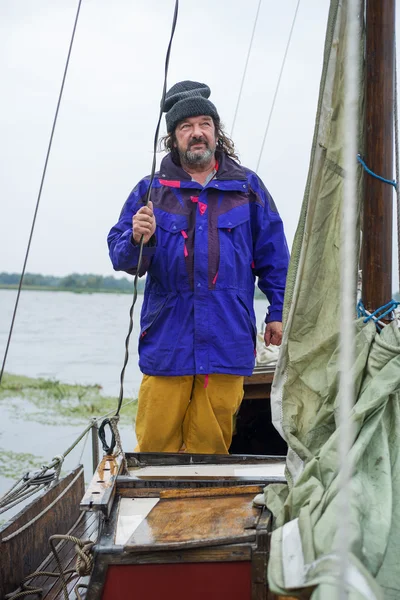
252, 508, 271, 600
362, 0, 395, 311
126, 452, 284, 467
124, 494, 262, 552
159, 484, 264, 499
80, 453, 123, 516
117, 475, 285, 491
118, 457, 286, 491
118, 484, 265, 499
0, 467, 84, 600
87, 493, 271, 600
243, 369, 274, 401
31, 510, 99, 600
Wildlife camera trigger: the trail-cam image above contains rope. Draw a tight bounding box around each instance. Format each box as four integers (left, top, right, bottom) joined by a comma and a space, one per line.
0, 422, 92, 514
96, 396, 137, 422
98, 416, 129, 471
49, 534, 95, 598
77, 427, 90, 465
2, 468, 83, 542
338, 2, 361, 598
0, 486, 45, 515
99, 0, 180, 455
0, 0, 83, 386
230, 0, 262, 138
0, 467, 63, 515
109, 416, 128, 473
357, 154, 397, 187
255, 0, 301, 173
5, 512, 97, 600
75, 583, 89, 600
5, 571, 76, 600
357, 299, 399, 330
0, 391, 136, 515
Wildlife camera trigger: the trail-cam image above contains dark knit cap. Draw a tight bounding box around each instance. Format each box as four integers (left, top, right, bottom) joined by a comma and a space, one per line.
163, 80, 219, 133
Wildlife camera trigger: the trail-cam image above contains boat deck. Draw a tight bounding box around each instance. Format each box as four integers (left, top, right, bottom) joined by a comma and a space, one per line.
79, 453, 288, 600
32, 510, 99, 600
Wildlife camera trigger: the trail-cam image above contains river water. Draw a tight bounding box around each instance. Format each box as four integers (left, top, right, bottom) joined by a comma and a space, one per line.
0, 289, 270, 501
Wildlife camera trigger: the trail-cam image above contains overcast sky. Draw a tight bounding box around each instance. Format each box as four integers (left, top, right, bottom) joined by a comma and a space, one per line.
1, 0, 399, 290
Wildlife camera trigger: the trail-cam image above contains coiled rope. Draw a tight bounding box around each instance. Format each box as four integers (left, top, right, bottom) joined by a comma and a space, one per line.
5, 511, 99, 600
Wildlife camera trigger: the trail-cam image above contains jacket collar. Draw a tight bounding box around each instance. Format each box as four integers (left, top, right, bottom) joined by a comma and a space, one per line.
158, 151, 247, 183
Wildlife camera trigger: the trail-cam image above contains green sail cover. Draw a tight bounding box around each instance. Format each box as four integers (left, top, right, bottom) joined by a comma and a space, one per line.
264, 1, 400, 598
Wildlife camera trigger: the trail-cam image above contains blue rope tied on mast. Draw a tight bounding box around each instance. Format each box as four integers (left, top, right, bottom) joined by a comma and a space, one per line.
357, 154, 397, 188
357, 299, 400, 330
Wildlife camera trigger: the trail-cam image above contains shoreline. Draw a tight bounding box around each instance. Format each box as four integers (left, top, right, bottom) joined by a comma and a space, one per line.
0, 285, 139, 295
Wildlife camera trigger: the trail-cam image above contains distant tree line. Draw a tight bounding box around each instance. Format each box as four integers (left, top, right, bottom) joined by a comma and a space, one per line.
0, 272, 145, 293
1, 271, 399, 300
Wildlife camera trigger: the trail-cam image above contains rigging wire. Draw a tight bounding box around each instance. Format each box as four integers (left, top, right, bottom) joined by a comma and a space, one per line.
255, 0, 301, 173
112, 0, 179, 421
230, 0, 262, 138
0, 390, 137, 514
338, 0, 360, 597
0, 0, 83, 386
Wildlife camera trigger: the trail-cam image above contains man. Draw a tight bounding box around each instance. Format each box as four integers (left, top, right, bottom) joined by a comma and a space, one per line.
108, 80, 289, 454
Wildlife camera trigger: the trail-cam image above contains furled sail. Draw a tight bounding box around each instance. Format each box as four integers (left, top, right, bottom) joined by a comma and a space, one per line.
260, 0, 400, 598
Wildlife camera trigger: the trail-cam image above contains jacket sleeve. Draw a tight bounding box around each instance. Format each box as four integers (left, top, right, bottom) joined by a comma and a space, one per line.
250, 174, 289, 323
107, 179, 156, 276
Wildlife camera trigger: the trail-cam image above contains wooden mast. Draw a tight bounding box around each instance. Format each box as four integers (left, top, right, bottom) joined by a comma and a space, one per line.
362, 0, 396, 312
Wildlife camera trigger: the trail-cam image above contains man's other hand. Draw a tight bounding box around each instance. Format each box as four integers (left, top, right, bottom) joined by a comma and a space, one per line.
264, 321, 283, 347
132, 201, 156, 244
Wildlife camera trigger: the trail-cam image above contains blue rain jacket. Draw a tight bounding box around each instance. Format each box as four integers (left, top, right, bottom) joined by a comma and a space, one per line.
108, 152, 289, 377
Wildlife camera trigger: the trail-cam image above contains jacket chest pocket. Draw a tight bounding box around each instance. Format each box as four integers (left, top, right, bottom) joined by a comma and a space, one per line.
152, 210, 190, 288
155, 210, 188, 256
215, 205, 252, 287
156, 210, 188, 249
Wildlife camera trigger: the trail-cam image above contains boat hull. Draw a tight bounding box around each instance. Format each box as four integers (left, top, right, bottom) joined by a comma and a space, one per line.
83, 453, 284, 600
0, 466, 85, 599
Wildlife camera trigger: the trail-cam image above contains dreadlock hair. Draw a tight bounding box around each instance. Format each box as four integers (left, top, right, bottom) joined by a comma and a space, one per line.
159, 118, 239, 162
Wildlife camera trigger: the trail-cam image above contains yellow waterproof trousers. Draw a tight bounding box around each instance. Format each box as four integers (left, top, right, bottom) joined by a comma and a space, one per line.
135, 374, 244, 454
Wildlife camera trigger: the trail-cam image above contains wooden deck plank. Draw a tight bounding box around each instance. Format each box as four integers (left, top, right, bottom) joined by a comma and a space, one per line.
0, 467, 84, 600
125, 452, 284, 467
19, 511, 99, 600
159, 485, 264, 499
80, 454, 123, 516
45, 521, 98, 600
125, 494, 261, 552
39, 512, 99, 600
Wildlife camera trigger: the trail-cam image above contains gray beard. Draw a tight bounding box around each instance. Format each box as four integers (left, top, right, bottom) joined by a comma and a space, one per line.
179, 146, 214, 166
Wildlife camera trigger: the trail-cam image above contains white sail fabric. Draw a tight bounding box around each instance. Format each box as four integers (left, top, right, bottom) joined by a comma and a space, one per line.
264, 1, 400, 598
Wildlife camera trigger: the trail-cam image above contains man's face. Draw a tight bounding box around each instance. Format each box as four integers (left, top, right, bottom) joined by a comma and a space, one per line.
174, 115, 217, 166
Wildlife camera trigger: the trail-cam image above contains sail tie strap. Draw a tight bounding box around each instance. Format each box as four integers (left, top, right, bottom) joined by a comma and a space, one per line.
357, 154, 397, 188
357, 299, 400, 329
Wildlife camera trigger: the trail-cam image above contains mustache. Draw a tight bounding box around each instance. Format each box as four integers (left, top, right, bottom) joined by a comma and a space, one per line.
188, 137, 209, 148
